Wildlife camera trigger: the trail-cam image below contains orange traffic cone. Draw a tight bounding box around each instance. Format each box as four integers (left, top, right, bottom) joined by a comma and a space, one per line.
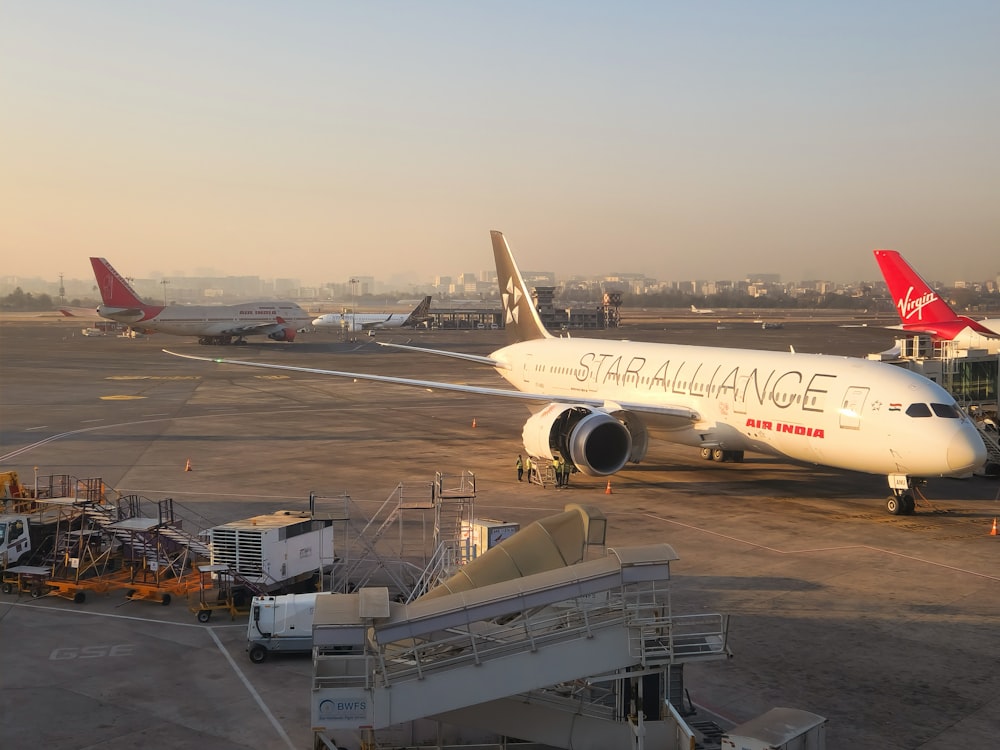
184, 459, 192, 472
605, 479, 613, 495
990, 518, 997, 536
472, 418, 477, 428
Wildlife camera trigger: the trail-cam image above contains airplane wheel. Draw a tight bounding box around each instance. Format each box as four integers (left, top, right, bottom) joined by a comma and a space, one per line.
732, 451, 745, 463
700, 448, 713, 460
903, 494, 916, 515
886, 495, 904, 515
711, 449, 726, 462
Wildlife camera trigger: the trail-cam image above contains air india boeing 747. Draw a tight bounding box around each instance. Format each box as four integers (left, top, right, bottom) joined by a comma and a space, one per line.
91, 257, 313, 345
166, 232, 987, 514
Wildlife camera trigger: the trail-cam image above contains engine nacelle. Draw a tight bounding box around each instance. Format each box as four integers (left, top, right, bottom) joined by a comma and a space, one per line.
522, 403, 634, 476
268, 327, 297, 342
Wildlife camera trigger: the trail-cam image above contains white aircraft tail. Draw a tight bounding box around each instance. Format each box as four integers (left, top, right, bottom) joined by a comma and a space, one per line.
491, 231, 552, 344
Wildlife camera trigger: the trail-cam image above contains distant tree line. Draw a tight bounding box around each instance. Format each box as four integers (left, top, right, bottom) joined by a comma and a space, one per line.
0, 288, 91, 312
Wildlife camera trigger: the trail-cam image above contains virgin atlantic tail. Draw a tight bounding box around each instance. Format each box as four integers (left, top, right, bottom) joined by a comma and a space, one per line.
873, 250, 998, 341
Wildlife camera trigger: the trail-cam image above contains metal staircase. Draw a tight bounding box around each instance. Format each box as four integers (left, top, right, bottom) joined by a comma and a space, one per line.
312, 544, 730, 744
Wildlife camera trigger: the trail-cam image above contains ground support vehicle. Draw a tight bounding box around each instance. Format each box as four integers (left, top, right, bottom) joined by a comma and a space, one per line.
247, 592, 323, 663
1, 565, 52, 598
188, 564, 256, 622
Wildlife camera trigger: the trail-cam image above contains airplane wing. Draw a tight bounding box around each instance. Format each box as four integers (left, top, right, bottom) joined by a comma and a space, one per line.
221, 320, 292, 336
162, 349, 701, 425
376, 341, 505, 368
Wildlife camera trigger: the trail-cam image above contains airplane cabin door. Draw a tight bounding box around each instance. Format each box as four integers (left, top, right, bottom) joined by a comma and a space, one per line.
839, 386, 869, 429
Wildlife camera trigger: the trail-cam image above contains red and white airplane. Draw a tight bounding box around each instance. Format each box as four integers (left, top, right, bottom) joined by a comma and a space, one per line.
873, 249, 1000, 350
166, 233, 987, 514
91, 257, 313, 345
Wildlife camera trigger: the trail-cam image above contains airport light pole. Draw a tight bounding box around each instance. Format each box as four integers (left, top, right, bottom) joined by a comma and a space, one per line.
160, 279, 169, 305
349, 277, 359, 339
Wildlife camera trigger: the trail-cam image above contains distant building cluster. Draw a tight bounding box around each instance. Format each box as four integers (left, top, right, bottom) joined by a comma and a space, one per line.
2, 267, 998, 308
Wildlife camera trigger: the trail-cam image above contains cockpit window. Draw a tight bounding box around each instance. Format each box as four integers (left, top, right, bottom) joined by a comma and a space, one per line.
905, 403, 932, 418
931, 403, 961, 418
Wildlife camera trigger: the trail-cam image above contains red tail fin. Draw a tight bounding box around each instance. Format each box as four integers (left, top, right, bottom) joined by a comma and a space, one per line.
873, 249, 994, 340
90, 258, 148, 309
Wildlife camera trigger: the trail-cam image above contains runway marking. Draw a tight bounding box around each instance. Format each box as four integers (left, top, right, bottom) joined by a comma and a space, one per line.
25, 425, 48, 431
640, 511, 1000, 582
80, 418, 106, 422
100, 395, 147, 400
208, 628, 297, 750
5, 602, 296, 750
106, 375, 201, 381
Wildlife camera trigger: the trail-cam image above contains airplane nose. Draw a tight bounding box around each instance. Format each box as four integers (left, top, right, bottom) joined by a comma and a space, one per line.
947, 429, 987, 473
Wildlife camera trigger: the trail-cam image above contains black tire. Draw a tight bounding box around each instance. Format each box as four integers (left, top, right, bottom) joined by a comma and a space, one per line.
732, 451, 745, 463
700, 448, 712, 460
903, 494, 916, 515
712, 448, 726, 462
161, 593, 172, 606
197, 609, 211, 623
886, 495, 904, 515
248, 645, 267, 664
1, 582, 12, 594
30, 587, 44, 599
73, 591, 86, 604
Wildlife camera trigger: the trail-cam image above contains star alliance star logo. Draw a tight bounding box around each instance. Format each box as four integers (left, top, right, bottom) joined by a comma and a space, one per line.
503, 276, 522, 325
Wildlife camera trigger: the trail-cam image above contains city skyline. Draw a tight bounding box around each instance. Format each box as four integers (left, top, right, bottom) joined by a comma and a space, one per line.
2, 3, 998, 284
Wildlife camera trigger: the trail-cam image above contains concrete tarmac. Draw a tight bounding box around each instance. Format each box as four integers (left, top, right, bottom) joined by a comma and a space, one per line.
1, 315, 998, 749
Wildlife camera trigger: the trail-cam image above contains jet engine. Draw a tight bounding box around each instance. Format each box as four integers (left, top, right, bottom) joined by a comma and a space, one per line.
522, 403, 644, 476
268, 327, 297, 342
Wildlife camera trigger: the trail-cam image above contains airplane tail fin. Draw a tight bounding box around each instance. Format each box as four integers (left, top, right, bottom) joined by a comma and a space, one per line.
873, 249, 994, 339
403, 295, 433, 326
491, 231, 552, 343
90, 258, 149, 309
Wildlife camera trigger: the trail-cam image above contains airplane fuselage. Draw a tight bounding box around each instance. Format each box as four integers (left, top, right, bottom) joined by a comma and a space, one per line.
98, 302, 312, 337
491, 337, 983, 478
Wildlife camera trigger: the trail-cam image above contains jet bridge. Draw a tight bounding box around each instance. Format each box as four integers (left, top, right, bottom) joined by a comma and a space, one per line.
311, 543, 729, 750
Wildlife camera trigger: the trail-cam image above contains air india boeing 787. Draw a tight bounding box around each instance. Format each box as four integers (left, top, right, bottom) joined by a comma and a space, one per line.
167, 232, 987, 514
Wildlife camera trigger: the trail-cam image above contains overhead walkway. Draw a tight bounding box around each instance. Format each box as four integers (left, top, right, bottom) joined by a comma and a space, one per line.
311, 542, 729, 749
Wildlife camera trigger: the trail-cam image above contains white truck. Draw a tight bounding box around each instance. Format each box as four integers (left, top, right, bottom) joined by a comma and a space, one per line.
247, 591, 324, 663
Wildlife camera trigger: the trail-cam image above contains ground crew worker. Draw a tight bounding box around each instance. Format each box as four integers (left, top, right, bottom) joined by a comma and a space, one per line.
558, 456, 568, 487
552, 457, 560, 486
524, 456, 532, 484
516, 454, 524, 481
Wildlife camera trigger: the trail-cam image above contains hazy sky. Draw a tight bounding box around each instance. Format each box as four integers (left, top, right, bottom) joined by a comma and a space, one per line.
2, 2, 998, 286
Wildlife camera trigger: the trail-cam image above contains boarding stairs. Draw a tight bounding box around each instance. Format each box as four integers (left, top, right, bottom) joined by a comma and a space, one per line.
331, 475, 476, 597
313, 544, 730, 736
973, 420, 1000, 474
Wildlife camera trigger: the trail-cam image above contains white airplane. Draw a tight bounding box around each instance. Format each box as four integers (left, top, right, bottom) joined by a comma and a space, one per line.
312, 296, 432, 334
166, 232, 987, 515
91, 257, 313, 345
873, 249, 1000, 351
690, 304, 715, 314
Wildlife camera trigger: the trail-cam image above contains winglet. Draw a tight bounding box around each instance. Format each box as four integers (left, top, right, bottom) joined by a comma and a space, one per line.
491, 231, 552, 343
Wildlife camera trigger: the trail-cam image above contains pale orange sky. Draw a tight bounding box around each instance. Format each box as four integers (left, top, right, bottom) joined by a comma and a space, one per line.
2, 2, 998, 286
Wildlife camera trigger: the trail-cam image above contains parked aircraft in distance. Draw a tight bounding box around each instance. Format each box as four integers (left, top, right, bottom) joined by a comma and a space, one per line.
690, 305, 715, 314
90, 258, 313, 345
166, 232, 987, 515
874, 250, 1000, 350
312, 296, 432, 334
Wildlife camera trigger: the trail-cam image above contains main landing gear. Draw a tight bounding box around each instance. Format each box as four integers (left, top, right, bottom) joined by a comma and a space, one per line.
197, 336, 247, 345
700, 447, 745, 463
